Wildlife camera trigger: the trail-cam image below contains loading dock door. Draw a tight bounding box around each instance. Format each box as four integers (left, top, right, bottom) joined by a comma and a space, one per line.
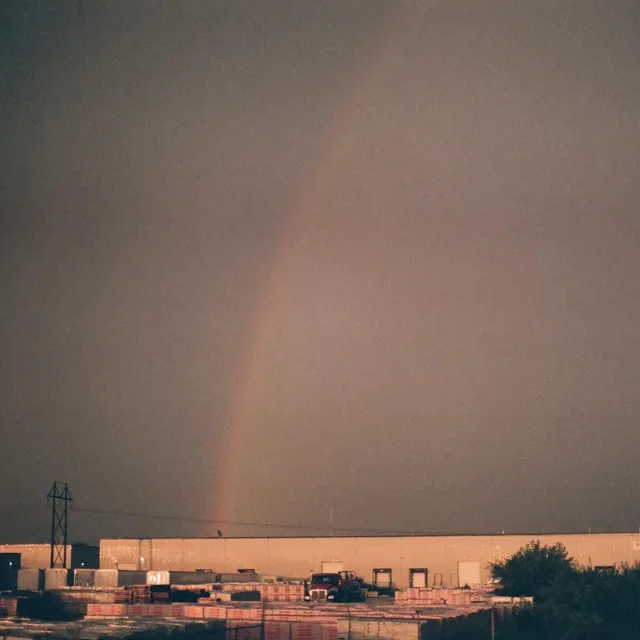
373, 569, 392, 588
410, 568, 428, 588
321, 561, 343, 573
457, 561, 481, 587
0, 553, 20, 591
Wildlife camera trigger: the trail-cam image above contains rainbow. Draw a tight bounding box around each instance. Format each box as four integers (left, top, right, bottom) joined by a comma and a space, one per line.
211, 4, 420, 530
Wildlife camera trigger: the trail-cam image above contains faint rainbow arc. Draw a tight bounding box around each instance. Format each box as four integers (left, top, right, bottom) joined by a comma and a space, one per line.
211, 4, 417, 531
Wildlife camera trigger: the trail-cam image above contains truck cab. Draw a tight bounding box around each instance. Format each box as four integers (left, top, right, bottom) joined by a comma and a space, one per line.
305, 571, 361, 602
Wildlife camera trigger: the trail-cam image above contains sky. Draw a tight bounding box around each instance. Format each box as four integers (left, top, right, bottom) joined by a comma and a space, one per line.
1, 0, 639, 545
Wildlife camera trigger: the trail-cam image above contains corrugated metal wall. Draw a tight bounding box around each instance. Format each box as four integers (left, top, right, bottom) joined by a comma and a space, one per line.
99, 533, 640, 588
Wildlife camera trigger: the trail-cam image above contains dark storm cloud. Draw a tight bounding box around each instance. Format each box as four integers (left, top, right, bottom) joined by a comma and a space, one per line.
1, 0, 639, 543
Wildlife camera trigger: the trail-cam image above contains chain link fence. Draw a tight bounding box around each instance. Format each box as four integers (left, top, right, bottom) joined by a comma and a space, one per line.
217, 606, 494, 640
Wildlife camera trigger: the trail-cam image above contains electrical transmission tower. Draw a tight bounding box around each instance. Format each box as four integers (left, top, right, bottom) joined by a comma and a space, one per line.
47, 481, 73, 568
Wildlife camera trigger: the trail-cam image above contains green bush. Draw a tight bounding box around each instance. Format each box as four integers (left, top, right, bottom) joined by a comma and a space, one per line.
492, 542, 640, 639
490, 540, 575, 601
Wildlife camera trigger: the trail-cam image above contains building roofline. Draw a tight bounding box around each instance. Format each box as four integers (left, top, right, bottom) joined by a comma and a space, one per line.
98, 531, 639, 542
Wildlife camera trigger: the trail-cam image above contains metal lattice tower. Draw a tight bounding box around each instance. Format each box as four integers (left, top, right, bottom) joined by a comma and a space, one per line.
47, 481, 73, 568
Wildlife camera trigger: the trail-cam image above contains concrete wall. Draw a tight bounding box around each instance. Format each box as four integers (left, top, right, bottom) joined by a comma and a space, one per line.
100, 533, 640, 588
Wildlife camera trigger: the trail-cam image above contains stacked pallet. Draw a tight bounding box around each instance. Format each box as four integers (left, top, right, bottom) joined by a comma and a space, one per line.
204, 582, 304, 602
86, 599, 492, 640
88, 599, 491, 622
259, 583, 305, 602
131, 585, 151, 603
219, 582, 261, 592
86, 603, 128, 617
264, 606, 336, 622
172, 583, 216, 593
395, 587, 481, 606
86, 603, 186, 617
114, 588, 133, 604
490, 596, 533, 606
151, 589, 171, 603
214, 591, 261, 602
263, 621, 336, 640
0, 616, 226, 639
0, 597, 18, 618
226, 625, 262, 640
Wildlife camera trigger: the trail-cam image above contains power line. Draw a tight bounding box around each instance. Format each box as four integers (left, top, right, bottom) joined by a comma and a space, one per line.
72, 506, 431, 536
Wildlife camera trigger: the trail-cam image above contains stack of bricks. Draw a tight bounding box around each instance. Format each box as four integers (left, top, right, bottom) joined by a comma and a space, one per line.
0, 597, 18, 618
152, 590, 171, 603
85, 599, 492, 640
259, 583, 305, 602
225, 622, 263, 640
395, 587, 488, 606
132, 585, 151, 603
86, 603, 128, 617
201, 582, 305, 602
114, 588, 133, 604
219, 582, 261, 592
87, 603, 186, 617
263, 621, 337, 640
490, 596, 533, 606
395, 587, 477, 606
86, 600, 494, 622
172, 583, 216, 593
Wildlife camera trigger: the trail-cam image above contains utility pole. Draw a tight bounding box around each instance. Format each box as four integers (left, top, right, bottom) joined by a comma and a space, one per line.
490, 607, 495, 640
47, 482, 73, 568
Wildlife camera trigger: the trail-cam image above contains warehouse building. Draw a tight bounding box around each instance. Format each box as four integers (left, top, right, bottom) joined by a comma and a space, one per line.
100, 533, 640, 589
0, 543, 99, 570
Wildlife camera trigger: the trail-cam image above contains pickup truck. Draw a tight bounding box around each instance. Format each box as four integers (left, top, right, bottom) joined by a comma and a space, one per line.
304, 571, 362, 602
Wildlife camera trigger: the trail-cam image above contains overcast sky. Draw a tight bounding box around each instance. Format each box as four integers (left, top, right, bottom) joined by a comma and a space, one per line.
1, 0, 639, 544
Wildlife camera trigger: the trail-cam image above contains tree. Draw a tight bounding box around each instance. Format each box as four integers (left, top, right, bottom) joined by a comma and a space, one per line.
492, 544, 640, 639
489, 540, 575, 601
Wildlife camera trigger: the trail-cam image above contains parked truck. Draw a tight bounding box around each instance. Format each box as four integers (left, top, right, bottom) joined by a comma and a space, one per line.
304, 571, 362, 602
